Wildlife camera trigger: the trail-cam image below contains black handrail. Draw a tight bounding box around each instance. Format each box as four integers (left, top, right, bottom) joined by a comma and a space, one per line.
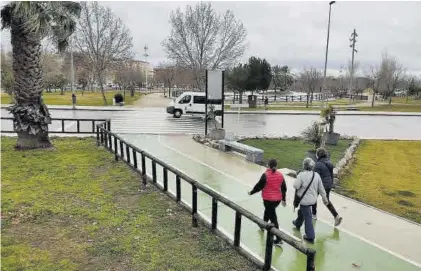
1, 117, 110, 134
95, 121, 316, 271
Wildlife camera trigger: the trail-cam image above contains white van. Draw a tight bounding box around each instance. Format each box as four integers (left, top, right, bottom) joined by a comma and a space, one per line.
166, 91, 223, 118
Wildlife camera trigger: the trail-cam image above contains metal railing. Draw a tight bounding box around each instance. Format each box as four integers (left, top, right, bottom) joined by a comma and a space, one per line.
1, 117, 110, 134
95, 121, 316, 271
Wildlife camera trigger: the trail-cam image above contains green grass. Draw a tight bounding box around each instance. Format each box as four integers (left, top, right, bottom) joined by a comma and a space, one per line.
1, 137, 257, 271
336, 140, 421, 224
1, 91, 142, 106
242, 138, 352, 171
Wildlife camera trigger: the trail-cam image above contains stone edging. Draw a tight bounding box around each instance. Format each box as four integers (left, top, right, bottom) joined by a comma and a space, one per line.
192, 134, 221, 150
333, 137, 361, 185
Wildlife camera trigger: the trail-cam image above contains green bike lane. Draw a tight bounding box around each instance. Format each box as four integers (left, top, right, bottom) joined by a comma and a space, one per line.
118, 134, 420, 271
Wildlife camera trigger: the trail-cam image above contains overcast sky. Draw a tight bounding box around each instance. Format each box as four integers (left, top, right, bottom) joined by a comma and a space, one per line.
1, 1, 421, 76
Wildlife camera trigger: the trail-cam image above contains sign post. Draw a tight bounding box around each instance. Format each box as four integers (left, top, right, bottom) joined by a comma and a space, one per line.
205, 69, 224, 136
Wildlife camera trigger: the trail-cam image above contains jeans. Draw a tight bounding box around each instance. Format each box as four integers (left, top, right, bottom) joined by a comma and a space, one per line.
312, 188, 339, 218
295, 205, 314, 240
263, 200, 281, 240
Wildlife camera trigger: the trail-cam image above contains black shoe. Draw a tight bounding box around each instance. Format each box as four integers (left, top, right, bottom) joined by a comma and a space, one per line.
303, 234, 314, 244
292, 220, 300, 230
274, 239, 283, 246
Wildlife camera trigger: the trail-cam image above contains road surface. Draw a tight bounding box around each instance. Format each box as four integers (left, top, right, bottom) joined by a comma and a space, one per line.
1, 108, 421, 140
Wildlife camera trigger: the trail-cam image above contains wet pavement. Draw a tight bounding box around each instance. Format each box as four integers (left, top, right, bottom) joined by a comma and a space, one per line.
114, 134, 421, 271
2, 108, 420, 140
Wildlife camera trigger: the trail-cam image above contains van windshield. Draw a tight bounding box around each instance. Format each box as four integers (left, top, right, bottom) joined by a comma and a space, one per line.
178, 95, 191, 104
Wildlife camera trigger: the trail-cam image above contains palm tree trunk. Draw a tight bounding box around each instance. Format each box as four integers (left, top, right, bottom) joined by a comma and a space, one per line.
10, 20, 52, 149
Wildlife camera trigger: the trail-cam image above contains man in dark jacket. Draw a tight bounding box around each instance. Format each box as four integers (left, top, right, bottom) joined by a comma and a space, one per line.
312, 148, 343, 227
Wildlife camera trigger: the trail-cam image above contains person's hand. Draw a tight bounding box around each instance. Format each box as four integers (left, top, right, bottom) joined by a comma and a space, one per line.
323, 199, 329, 205
281, 200, 286, 207
248, 191, 252, 196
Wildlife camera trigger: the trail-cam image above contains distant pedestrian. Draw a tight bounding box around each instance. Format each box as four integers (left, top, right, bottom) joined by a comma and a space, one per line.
312, 148, 343, 227
248, 158, 287, 246
264, 96, 269, 110
292, 158, 329, 243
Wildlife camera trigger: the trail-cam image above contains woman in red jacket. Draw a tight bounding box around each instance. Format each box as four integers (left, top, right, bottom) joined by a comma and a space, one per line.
248, 158, 287, 246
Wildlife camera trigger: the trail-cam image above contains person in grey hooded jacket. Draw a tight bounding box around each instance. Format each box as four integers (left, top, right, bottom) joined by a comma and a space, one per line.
292, 158, 329, 243
312, 148, 342, 227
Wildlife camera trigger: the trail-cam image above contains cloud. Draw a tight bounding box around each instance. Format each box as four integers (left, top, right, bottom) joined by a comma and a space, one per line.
2, 1, 420, 76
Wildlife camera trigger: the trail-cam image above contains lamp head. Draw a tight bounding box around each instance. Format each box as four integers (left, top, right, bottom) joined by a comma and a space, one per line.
329, 1, 336, 5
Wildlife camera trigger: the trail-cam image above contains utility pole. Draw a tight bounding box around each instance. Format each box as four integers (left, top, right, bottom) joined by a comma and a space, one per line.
70, 35, 75, 109
143, 44, 149, 90
322, 1, 336, 107
349, 29, 358, 102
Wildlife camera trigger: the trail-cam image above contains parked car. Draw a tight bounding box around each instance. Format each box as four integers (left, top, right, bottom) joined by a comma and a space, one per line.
166, 92, 222, 118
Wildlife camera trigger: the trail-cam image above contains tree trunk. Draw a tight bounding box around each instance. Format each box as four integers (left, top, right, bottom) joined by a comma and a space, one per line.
371, 91, 375, 107
60, 87, 64, 95
239, 92, 243, 104
306, 93, 310, 108
98, 76, 108, 105
389, 94, 392, 105
10, 19, 52, 149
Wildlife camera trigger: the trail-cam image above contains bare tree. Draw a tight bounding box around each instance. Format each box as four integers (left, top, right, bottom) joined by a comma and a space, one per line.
75, 1, 133, 105
379, 53, 406, 105
365, 65, 383, 107
155, 62, 178, 97
114, 61, 144, 98
299, 68, 323, 108
162, 2, 247, 90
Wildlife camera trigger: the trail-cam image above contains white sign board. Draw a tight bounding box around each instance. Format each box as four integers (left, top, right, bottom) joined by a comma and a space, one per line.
207, 70, 223, 100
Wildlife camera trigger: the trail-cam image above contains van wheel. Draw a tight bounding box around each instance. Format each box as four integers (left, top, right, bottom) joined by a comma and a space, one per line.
173, 110, 182, 118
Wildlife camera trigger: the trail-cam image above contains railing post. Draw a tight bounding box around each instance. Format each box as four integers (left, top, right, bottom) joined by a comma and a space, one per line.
163, 168, 168, 191
104, 130, 108, 149
306, 249, 316, 271
132, 149, 138, 169
62, 119, 65, 132
234, 211, 242, 247
263, 226, 274, 271
119, 140, 124, 160
100, 128, 104, 144
126, 144, 131, 164
176, 175, 181, 202
152, 161, 157, 183
96, 126, 100, 146
114, 137, 118, 161
192, 184, 198, 227
77, 120, 80, 133
108, 134, 112, 149
92, 120, 95, 133
107, 120, 111, 131
211, 197, 218, 230
141, 152, 147, 186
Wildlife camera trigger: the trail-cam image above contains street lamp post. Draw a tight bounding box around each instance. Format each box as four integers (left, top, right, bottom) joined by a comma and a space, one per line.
70, 35, 75, 109
322, 1, 336, 106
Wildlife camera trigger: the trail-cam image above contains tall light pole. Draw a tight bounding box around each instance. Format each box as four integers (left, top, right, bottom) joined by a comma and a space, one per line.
322, 1, 336, 106
349, 28, 358, 103
143, 44, 149, 90
70, 35, 75, 109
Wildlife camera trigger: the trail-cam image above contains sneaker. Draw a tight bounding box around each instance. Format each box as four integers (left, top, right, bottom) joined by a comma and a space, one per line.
274, 239, 283, 246
312, 214, 317, 220
334, 216, 343, 227
292, 220, 300, 230
303, 234, 314, 244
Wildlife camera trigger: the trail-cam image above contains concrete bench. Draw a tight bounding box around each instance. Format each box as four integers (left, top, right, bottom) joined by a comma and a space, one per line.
219, 140, 264, 164
346, 107, 360, 111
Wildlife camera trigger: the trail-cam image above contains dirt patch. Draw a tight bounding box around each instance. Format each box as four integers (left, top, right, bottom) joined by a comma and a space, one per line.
397, 190, 416, 197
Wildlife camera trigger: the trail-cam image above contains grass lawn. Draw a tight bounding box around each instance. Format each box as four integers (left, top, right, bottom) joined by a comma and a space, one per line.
242, 138, 352, 171
1, 91, 142, 106
336, 140, 421, 224
1, 137, 257, 271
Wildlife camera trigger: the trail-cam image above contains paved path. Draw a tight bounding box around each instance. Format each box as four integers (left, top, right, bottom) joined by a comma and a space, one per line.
128, 92, 172, 108
115, 134, 421, 271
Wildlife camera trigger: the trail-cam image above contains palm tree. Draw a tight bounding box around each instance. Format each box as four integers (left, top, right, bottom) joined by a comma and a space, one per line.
1, 2, 81, 149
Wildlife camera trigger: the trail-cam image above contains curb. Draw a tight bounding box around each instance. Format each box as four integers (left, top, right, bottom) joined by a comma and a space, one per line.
224, 110, 421, 117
